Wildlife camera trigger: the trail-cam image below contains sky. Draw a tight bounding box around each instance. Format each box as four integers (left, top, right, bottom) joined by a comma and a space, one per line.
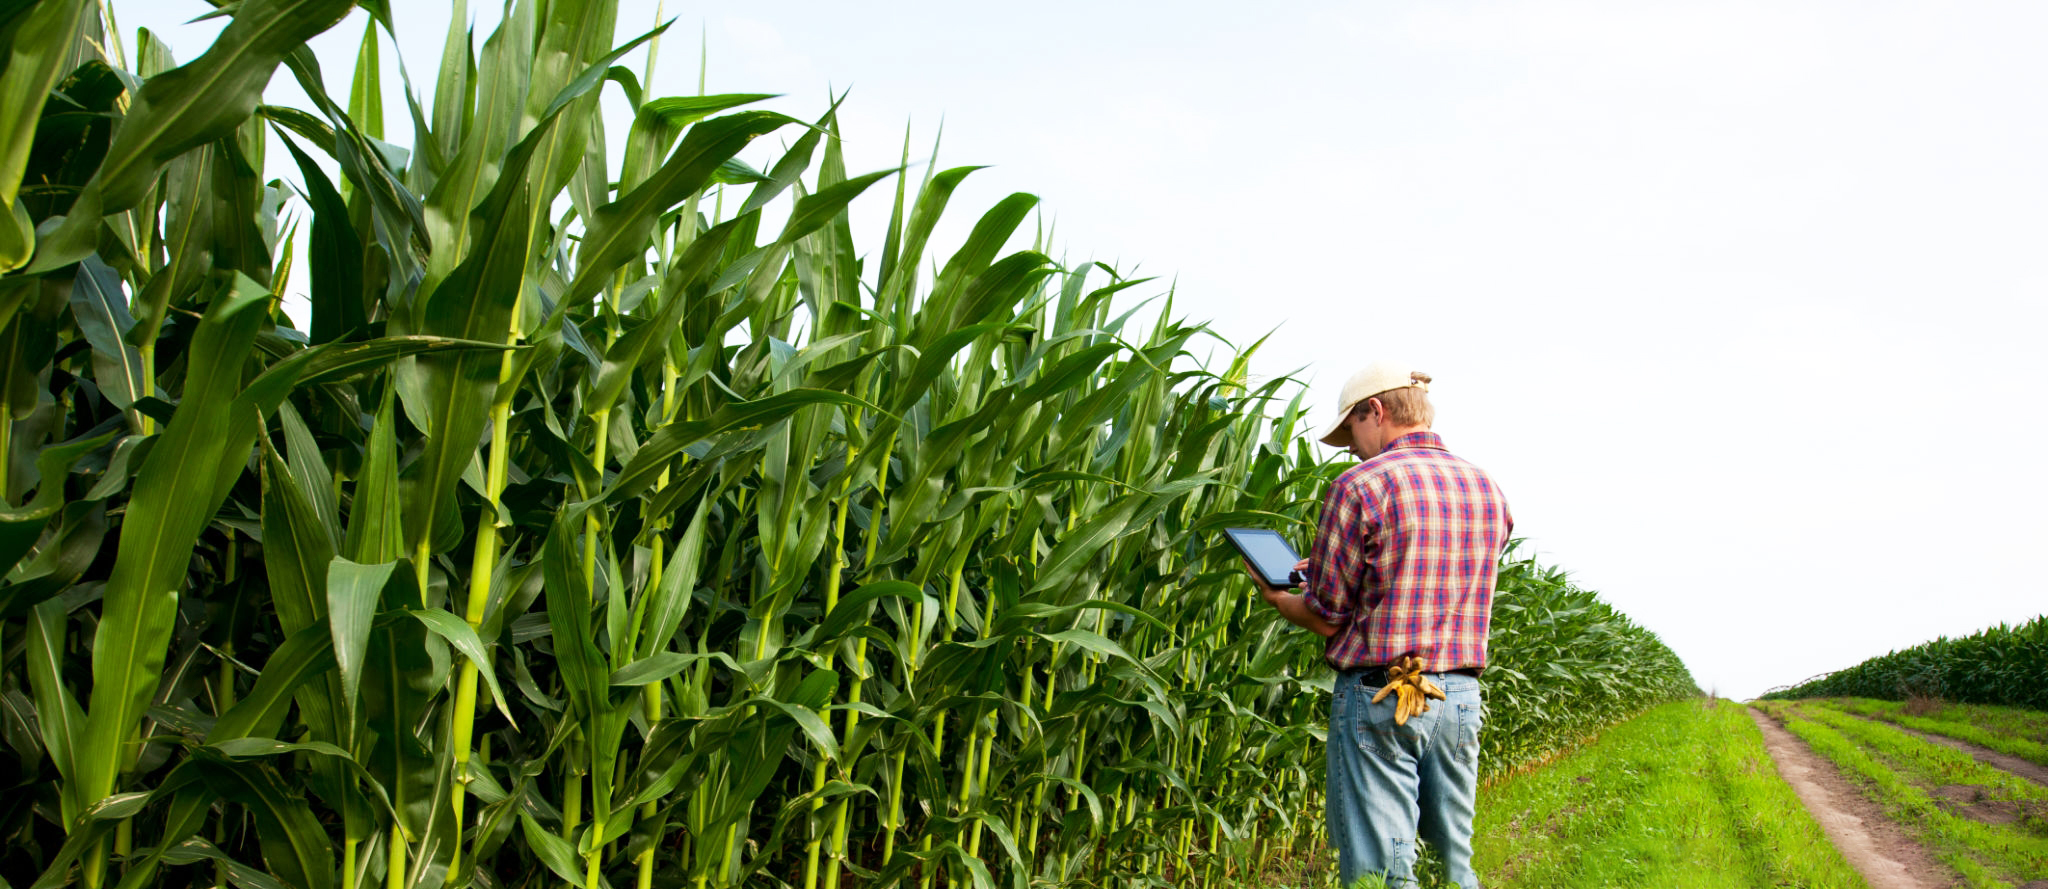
116, 1, 2048, 699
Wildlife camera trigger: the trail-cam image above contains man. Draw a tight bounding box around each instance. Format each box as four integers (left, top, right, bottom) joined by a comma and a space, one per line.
1249, 360, 1512, 889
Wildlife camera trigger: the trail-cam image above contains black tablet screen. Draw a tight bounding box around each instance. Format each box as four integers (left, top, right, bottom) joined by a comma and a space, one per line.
1224, 528, 1302, 589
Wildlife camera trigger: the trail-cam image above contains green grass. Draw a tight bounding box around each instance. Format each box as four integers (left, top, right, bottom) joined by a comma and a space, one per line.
1797, 702, 2048, 810
1472, 699, 1868, 888
1821, 696, 2048, 769
1758, 700, 2048, 888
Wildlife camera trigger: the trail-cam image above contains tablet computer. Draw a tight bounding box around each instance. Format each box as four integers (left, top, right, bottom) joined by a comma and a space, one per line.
1222, 528, 1303, 589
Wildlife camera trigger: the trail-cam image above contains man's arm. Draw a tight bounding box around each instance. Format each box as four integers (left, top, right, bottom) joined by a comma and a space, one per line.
1247, 559, 1338, 638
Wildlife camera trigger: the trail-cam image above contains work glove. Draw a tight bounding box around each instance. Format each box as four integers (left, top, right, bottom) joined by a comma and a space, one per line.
1370, 654, 1447, 726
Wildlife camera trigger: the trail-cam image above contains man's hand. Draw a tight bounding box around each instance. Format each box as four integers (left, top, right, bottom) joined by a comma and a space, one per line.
1245, 558, 1338, 638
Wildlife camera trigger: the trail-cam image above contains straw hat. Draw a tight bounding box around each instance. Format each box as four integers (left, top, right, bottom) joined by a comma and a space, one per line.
1317, 361, 1430, 447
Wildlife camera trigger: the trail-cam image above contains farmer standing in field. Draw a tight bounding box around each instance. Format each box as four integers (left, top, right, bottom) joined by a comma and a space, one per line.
1249, 361, 1513, 889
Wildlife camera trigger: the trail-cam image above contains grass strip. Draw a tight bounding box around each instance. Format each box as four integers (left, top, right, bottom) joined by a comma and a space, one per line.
1761, 701, 2048, 888
1473, 699, 1867, 888
1822, 697, 2048, 770
1798, 702, 2048, 808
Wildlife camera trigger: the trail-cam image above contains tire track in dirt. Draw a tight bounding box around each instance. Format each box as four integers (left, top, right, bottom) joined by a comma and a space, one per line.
1841, 709, 2048, 789
1746, 706, 1958, 889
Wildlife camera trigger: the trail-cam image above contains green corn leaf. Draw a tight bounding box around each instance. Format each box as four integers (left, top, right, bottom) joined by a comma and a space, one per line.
25, 599, 84, 797
75, 272, 269, 822
815, 581, 922, 644
344, 386, 405, 564
518, 812, 587, 888
427, 0, 470, 165
1028, 492, 1148, 597
275, 129, 365, 344
414, 0, 531, 291
635, 500, 710, 659
206, 621, 338, 744
540, 508, 607, 715
642, 94, 780, 129
609, 388, 883, 503
0, 427, 117, 580
400, 96, 552, 555
754, 689, 840, 764
27, 816, 118, 889
153, 837, 293, 889
566, 111, 796, 306
584, 214, 747, 418
274, 401, 337, 539
1040, 629, 1145, 672
259, 427, 335, 647
608, 651, 742, 688
0, 0, 89, 209
1, 196, 32, 272
881, 165, 986, 309
67, 257, 146, 409
189, 751, 335, 889
892, 321, 1012, 412
31, 0, 357, 271
520, 3, 632, 199
211, 737, 354, 761
107, 784, 215, 889
328, 559, 396, 718
403, 606, 516, 727
780, 168, 898, 248
346, 18, 382, 141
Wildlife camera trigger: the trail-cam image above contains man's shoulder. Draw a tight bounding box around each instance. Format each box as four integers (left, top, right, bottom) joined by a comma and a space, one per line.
1368, 444, 1505, 490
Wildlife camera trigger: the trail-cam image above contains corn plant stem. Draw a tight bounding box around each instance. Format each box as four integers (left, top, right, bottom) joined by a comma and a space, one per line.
636, 685, 663, 889
823, 632, 866, 889
344, 839, 359, 889
918, 561, 967, 889
388, 822, 406, 889
803, 433, 857, 889
634, 546, 666, 889
817, 421, 872, 889
1025, 663, 1054, 859
634, 355, 683, 889
562, 768, 582, 845
968, 718, 994, 860
583, 408, 610, 593
569, 384, 613, 881
961, 564, 999, 864
584, 817, 605, 889
212, 639, 239, 885
848, 427, 895, 871
882, 744, 907, 862
449, 306, 522, 875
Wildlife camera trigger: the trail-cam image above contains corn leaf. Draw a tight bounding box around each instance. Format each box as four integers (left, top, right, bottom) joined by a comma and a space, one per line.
31, 0, 356, 271
75, 273, 269, 819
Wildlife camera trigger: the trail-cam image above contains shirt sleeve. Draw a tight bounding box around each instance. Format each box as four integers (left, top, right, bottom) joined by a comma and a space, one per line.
1303, 475, 1374, 626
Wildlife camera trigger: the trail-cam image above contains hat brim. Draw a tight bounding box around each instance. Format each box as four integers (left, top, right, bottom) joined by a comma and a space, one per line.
1318, 406, 1353, 448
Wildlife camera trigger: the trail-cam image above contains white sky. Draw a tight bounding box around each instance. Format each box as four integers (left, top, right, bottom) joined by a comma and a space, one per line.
119, 1, 2048, 700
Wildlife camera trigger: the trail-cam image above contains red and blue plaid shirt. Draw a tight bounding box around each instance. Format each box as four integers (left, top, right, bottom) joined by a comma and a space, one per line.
1302, 431, 1513, 672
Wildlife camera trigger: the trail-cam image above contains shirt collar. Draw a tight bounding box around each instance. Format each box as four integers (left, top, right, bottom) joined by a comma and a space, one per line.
1384, 430, 1446, 452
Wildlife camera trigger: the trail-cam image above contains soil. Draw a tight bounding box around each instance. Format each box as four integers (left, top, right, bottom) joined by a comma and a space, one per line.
1927, 783, 2048, 829
1746, 707, 1960, 889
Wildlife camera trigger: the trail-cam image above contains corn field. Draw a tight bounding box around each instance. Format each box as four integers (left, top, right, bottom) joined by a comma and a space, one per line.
1762, 615, 2048, 710
1479, 548, 1697, 773
0, 3, 1695, 888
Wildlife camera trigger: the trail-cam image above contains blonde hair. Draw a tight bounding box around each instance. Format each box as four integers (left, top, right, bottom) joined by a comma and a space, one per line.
1351, 373, 1434, 427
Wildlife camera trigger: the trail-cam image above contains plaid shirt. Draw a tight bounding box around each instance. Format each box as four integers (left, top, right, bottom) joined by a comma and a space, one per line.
1302, 431, 1513, 672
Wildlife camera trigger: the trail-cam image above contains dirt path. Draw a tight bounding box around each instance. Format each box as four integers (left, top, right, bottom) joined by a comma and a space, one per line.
1746, 707, 1958, 889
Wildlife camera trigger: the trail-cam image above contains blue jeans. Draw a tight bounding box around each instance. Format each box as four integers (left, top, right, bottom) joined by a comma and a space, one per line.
1328, 669, 1484, 888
